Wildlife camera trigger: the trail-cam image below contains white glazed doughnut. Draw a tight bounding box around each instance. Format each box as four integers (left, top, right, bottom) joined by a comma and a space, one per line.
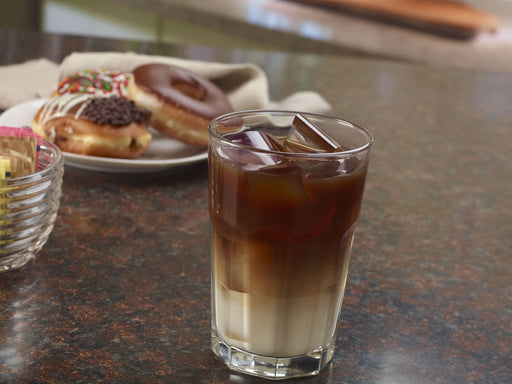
33, 70, 152, 159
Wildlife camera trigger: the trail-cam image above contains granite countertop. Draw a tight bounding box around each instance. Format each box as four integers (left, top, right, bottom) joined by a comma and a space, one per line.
0, 29, 511, 383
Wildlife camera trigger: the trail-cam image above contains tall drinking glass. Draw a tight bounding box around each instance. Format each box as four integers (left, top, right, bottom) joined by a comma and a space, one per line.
208, 111, 373, 380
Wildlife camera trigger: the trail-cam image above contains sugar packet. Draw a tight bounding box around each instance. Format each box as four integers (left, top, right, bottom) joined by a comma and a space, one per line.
0, 127, 41, 177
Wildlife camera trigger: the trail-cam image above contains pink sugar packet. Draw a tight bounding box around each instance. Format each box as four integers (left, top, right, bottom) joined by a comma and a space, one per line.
0, 126, 41, 148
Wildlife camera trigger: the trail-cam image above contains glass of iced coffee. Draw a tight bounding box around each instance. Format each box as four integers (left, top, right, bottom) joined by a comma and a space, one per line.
208, 111, 373, 380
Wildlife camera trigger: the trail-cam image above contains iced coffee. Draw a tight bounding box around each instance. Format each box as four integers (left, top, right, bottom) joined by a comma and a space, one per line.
208, 111, 373, 379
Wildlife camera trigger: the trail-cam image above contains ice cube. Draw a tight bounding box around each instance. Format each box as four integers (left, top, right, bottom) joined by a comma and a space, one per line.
286, 114, 343, 153
229, 130, 281, 151
245, 164, 309, 213
299, 159, 342, 179
227, 130, 284, 167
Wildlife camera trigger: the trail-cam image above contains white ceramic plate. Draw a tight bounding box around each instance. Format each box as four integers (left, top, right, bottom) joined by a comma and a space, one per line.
0, 99, 208, 173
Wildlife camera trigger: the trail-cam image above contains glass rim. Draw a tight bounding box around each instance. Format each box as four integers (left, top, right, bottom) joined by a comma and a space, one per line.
208, 110, 374, 158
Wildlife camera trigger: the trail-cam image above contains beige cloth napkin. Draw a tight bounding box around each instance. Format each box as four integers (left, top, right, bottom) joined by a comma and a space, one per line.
0, 58, 60, 110
0, 52, 331, 114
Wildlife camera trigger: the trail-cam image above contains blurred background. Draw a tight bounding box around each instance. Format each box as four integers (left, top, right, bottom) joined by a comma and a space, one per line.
1, 0, 511, 71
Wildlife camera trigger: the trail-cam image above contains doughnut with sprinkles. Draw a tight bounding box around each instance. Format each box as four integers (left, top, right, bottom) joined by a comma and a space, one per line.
33, 69, 152, 159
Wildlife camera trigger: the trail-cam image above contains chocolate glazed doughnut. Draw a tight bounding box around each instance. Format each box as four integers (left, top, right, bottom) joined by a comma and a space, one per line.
128, 63, 233, 147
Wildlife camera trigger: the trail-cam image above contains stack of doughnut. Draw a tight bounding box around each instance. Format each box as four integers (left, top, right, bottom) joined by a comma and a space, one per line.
33, 63, 234, 159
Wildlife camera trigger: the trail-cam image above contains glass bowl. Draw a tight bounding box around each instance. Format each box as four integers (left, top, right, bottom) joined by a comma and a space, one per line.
0, 140, 64, 272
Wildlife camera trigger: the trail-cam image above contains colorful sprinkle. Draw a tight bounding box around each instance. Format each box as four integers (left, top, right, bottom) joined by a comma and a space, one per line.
53, 69, 130, 98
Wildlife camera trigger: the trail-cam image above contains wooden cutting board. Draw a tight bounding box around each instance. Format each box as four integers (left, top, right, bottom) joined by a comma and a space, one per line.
290, 0, 498, 38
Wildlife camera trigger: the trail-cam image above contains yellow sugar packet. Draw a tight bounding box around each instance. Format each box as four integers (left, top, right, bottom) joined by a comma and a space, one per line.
0, 159, 10, 226
0, 158, 10, 179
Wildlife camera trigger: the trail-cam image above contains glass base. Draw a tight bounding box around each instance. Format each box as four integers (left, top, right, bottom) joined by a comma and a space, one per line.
0, 252, 36, 273
212, 332, 334, 380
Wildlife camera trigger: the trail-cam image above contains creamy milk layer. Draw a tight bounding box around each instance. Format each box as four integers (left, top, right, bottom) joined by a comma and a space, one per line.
214, 282, 344, 356
212, 230, 354, 357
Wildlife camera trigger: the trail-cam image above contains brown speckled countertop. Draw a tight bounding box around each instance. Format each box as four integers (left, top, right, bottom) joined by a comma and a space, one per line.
0, 29, 511, 383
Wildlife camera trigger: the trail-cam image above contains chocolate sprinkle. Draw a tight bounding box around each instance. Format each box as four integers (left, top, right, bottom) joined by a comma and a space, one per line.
81, 96, 151, 126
